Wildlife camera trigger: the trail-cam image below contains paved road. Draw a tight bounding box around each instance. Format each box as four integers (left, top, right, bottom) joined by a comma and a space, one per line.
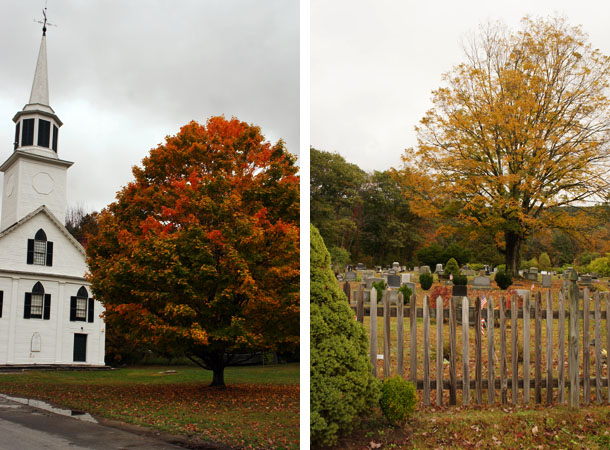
0, 395, 186, 449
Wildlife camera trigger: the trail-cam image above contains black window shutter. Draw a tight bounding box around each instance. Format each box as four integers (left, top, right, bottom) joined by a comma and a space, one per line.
70, 297, 77, 321
27, 239, 34, 264
24, 293, 32, 319
87, 298, 94, 323
43, 294, 51, 320
46, 241, 53, 266
0, 291, 3, 318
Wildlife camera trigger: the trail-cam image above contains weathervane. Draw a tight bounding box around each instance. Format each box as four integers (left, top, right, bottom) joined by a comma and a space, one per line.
33, 3, 57, 36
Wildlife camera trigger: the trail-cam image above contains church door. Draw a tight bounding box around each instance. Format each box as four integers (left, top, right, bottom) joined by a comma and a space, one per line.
73, 334, 87, 362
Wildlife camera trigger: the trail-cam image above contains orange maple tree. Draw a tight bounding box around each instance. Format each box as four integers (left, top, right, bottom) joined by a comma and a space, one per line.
87, 117, 299, 386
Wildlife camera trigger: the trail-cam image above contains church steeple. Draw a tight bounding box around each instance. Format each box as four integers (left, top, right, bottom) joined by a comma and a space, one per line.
12, 17, 62, 157
1, 13, 72, 231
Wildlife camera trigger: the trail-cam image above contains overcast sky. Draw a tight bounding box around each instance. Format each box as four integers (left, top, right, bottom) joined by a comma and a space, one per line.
311, 0, 610, 173
0, 0, 299, 215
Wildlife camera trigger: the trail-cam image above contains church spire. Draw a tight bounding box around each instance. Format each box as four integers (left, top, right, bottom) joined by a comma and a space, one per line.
28, 33, 50, 107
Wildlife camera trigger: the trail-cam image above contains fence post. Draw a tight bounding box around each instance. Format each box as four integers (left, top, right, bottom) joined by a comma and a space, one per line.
523, 291, 531, 404
423, 295, 431, 406
343, 281, 351, 304
462, 296, 470, 405
535, 291, 542, 404
397, 293, 404, 378
500, 295, 508, 405
594, 291, 602, 404
546, 290, 553, 405
436, 296, 444, 406
511, 293, 518, 405
370, 287, 378, 378
568, 270, 579, 409
475, 296, 482, 405
558, 289, 566, 404
410, 291, 417, 385
606, 293, 610, 403
583, 287, 590, 405
487, 295, 495, 405
383, 290, 391, 378
449, 296, 457, 405
356, 283, 364, 324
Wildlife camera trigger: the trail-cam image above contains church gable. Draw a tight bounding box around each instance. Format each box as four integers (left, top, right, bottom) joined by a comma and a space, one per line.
0, 207, 87, 278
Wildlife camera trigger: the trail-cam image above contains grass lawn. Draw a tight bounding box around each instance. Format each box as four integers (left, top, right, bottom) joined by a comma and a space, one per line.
0, 363, 299, 450
330, 403, 610, 449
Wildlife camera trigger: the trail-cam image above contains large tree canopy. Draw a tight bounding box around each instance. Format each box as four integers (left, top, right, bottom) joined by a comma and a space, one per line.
404, 16, 610, 273
87, 117, 299, 386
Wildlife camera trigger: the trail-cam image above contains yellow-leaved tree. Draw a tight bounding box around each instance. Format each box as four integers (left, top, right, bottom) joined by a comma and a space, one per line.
404, 16, 610, 273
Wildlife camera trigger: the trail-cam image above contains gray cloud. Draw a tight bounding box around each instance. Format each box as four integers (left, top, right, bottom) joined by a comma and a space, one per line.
0, 0, 299, 214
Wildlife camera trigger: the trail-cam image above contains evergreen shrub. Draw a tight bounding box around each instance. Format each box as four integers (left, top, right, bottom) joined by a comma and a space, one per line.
419, 273, 433, 290
452, 274, 468, 286
495, 271, 513, 290
310, 225, 380, 447
379, 376, 416, 425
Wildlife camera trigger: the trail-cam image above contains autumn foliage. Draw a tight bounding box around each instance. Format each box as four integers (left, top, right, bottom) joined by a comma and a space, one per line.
403, 16, 610, 273
87, 117, 299, 386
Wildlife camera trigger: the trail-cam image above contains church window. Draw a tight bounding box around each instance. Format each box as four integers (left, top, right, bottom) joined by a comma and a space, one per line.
52, 124, 58, 152
38, 119, 50, 148
24, 282, 51, 320
22, 118, 35, 146
70, 286, 94, 323
27, 229, 53, 266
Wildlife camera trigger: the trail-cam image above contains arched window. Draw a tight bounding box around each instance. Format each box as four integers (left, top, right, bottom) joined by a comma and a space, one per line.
24, 281, 51, 320
70, 286, 94, 323
27, 229, 53, 266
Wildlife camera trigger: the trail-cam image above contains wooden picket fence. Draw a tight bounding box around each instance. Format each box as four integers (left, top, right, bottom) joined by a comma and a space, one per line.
350, 283, 610, 408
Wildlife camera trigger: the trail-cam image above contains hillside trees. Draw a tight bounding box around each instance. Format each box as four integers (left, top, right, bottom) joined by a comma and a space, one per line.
87, 117, 299, 386
405, 16, 610, 273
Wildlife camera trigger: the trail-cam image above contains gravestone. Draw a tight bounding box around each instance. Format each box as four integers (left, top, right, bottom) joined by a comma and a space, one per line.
405, 281, 416, 296
345, 271, 357, 281
579, 274, 593, 286
419, 265, 431, 275
336, 273, 344, 281
388, 269, 396, 275
435, 263, 443, 273
462, 269, 476, 277
366, 277, 384, 289
355, 263, 366, 270
401, 266, 406, 272
401, 273, 412, 284
515, 289, 530, 300
473, 276, 491, 288
392, 262, 400, 271
542, 274, 552, 288
375, 266, 382, 273
414, 266, 419, 273
525, 268, 539, 282
387, 274, 401, 288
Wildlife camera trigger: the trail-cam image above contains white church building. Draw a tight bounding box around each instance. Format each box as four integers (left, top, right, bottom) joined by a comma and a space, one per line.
0, 25, 105, 366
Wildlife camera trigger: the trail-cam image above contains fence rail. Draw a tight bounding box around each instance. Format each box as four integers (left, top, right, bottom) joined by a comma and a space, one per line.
350, 282, 610, 408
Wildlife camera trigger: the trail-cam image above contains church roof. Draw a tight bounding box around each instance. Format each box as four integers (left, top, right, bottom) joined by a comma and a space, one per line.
0, 205, 86, 257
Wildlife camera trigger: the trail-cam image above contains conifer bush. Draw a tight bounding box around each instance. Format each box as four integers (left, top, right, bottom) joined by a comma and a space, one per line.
419, 272, 433, 290
310, 225, 380, 447
379, 376, 416, 425
494, 271, 513, 290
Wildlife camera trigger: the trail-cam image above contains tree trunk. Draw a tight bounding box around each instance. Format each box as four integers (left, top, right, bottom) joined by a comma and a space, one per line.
211, 365, 226, 387
505, 231, 522, 274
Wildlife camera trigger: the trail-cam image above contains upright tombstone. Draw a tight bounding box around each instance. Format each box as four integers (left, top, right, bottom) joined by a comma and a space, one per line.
388, 269, 397, 275
435, 263, 444, 274
542, 274, 552, 288
579, 274, 593, 286
336, 273, 344, 282
387, 274, 401, 288
345, 271, 357, 282
414, 266, 419, 273
355, 263, 366, 271
419, 265, 431, 275
526, 267, 539, 282
392, 262, 400, 271
401, 273, 411, 284
366, 277, 384, 289
473, 276, 491, 289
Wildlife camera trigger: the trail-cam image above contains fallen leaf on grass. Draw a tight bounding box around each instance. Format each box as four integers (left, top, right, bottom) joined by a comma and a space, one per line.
532, 426, 538, 435
369, 441, 381, 449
